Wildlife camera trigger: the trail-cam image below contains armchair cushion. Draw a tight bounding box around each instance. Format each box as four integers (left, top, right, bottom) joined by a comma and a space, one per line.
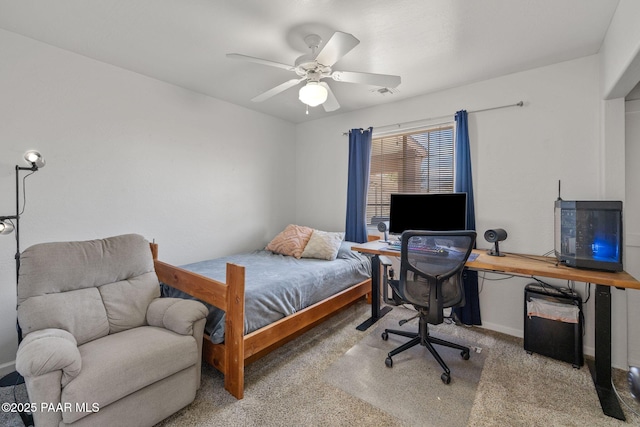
147, 298, 208, 336
18, 234, 155, 302
61, 326, 198, 424
99, 272, 160, 334
18, 287, 110, 346
16, 328, 81, 387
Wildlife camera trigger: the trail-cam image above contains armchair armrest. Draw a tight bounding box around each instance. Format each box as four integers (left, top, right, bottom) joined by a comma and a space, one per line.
16, 328, 81, 387
147, 298, 208, 336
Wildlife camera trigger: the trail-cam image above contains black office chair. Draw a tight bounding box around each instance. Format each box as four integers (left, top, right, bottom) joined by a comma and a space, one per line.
381, 230, 477, 384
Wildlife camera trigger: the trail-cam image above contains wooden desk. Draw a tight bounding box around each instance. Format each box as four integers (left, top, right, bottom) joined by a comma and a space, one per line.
352, 240, 640, 421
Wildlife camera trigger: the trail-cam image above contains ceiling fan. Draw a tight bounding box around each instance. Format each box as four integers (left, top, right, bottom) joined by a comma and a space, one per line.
227, 31, 401, 113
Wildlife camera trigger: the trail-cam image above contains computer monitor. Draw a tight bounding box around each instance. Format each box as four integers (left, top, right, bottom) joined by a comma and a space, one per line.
389, 193, 467, 234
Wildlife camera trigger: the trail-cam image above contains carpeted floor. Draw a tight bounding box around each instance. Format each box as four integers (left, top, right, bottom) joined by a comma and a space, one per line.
324, 316, 487, 426
2, 301, 639, 426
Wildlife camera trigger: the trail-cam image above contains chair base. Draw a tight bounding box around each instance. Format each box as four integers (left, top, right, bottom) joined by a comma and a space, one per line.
382, 318, 470, 384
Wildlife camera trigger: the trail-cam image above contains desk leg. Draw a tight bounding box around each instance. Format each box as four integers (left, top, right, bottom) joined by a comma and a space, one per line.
586, 284, 625, 420
357, 254, 392, 331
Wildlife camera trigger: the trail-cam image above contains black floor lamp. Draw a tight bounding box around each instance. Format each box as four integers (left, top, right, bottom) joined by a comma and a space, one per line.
0, 150, 45, 389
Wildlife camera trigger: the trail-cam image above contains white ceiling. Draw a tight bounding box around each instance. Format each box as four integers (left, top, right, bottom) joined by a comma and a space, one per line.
0, 0, 620, 123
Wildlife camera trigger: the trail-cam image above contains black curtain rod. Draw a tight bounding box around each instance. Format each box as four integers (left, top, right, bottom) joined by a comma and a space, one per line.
343, 101, 524, 136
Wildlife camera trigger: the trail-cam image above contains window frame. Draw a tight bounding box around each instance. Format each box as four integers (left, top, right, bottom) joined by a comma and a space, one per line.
366, 124, 456, 226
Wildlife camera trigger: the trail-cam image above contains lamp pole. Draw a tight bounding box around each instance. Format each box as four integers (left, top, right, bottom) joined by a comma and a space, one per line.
1, 163, 39, 283
0, 154, 44, 390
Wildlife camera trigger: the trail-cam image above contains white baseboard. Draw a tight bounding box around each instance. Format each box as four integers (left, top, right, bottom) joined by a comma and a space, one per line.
477, 321, 523, 339
0, 360, 16, 378
628, 358, 640, 369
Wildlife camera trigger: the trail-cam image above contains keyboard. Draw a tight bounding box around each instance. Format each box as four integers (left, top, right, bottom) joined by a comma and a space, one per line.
387, 241, 401, 250
386, 242, 449, 256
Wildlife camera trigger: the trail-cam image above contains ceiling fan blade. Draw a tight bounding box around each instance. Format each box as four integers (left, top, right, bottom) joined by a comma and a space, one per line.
226, 53, 295, 72
314, 32, 360, 66
319, 82, 340, 112
251, 78, 304, 102
331, 70, 401, 88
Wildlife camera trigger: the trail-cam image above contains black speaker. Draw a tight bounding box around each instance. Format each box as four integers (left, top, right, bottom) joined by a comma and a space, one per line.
484, 228, 507, 256
484, 228, 507, 242
377, 221, 389, 242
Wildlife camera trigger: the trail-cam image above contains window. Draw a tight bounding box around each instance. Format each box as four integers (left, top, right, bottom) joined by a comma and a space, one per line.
366, 125, 455, 225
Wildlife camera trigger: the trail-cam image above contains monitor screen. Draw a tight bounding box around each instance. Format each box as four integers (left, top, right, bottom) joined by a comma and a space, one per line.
389, 193, 467, 234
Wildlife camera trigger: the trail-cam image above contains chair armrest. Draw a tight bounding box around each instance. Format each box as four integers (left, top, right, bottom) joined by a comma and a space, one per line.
379, 255, 394, 266
16, 328, 81, 387
147, 298, 208, 336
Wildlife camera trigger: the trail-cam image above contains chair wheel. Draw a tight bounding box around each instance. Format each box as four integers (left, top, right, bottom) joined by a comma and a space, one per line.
441, 373, 451, 384
381, 331, 388, 341
385, 357, 393, 368
461, 350, 470, 360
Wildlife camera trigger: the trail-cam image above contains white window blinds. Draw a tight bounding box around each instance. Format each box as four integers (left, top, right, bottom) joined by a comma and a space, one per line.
367, 125, 455, 225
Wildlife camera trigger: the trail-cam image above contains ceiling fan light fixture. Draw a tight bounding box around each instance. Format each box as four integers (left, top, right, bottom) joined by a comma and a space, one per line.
299, 82, 328, 107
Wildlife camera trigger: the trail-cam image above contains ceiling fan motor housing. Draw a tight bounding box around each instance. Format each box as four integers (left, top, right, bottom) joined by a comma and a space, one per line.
304, 34, 322, 51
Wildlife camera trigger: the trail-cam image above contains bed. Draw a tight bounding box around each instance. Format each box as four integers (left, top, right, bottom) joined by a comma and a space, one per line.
150, 232, 372, 399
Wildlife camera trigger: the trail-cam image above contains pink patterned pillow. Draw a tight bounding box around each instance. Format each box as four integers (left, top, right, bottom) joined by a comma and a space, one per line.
265, 224, 313, 258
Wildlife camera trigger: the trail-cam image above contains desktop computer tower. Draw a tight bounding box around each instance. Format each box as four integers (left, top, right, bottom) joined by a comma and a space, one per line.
524, 283, 583, 367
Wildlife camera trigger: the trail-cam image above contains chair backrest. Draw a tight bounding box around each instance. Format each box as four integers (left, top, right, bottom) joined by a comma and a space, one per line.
17, 234, 160, 345
396, 230, 476, 323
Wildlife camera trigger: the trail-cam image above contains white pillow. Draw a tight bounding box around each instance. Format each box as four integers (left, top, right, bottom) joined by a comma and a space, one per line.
301, 230, 345, 261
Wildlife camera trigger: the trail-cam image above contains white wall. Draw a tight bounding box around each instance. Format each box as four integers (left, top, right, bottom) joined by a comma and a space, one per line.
600, 0, 640, 99
295, 55, 633, 368
600, 0, 640, 370
0, 29, 296, 376
625, 99, 640, 367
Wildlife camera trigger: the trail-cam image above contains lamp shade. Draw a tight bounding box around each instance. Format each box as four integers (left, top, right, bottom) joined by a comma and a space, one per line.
24, 150, 45, 168
299, 82, 328, 107
0, 221, 14, 235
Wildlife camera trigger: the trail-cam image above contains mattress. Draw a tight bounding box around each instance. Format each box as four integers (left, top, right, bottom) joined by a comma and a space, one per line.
160, 241, 371, 343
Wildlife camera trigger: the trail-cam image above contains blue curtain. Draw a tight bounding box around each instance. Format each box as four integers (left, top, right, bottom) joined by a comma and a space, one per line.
345, 127, 373, 243
452, 110, 482, 325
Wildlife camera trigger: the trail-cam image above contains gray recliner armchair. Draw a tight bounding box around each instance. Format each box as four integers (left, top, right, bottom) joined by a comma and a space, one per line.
15, 234, 208, 427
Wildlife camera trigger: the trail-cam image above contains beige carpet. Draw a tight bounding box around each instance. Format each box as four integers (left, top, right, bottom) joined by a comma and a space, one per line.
155, 302, 400, 427
467, 330, 639, 427
324, 314, 487, 427
157, 302, 640, 427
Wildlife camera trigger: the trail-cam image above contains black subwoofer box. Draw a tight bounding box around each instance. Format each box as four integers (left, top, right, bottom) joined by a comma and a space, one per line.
524, 283, 583, 367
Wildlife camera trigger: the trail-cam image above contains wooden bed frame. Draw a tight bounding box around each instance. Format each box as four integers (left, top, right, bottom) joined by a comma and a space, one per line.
149, 243, 371, 399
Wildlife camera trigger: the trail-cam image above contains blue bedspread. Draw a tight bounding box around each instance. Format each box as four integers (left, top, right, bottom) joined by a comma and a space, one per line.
160, 242, 371, 343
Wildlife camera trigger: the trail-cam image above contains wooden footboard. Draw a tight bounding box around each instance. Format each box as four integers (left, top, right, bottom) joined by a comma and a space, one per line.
150, 243, 370, 399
